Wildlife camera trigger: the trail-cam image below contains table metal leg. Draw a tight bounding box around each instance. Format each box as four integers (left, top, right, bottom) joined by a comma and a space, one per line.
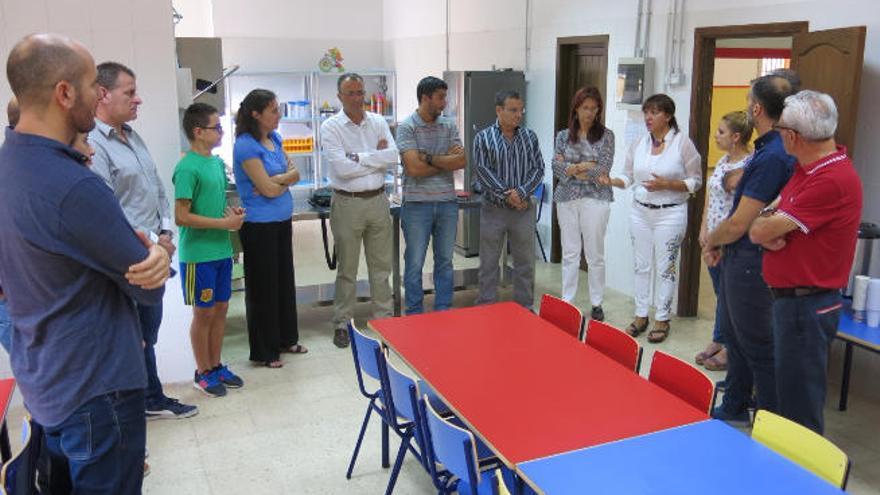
393, 214, 401, 317
839, 342, 854, 411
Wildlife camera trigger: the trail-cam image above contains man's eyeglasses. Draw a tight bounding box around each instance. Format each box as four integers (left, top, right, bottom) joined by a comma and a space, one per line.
773, 124, 799, 135
342, 90, 366, 97
200, 125, 223, 133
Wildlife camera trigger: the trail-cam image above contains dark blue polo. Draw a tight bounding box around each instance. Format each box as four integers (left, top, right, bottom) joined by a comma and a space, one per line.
0, 128, 163, 426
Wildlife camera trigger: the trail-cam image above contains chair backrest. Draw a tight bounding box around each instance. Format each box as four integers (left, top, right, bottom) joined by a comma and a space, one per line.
752, 410, 851, 489
422, 395, 483, 491
348, 320, 387, 398
538, 294, 583, 340
584, 320, 642, 373
648, 350, 714, 414
1, 415, 41, 495
535, 183, 545, 219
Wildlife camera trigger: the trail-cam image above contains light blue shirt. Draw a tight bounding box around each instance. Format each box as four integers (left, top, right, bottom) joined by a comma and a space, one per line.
233, 131, 294, 223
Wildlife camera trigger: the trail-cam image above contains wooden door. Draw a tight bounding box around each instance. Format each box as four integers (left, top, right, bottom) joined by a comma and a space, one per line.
791, 26, 866, 156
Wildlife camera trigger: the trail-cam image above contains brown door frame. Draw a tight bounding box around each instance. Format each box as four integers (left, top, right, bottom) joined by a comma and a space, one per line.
551, 35, 609, 264
679, 21, 808, 316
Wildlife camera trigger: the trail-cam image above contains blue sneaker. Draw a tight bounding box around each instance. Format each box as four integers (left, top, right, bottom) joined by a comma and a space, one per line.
194, 370, 227, 397
214, 364, 244, 389
711, 406, 751, 426
146, 397, 199, 420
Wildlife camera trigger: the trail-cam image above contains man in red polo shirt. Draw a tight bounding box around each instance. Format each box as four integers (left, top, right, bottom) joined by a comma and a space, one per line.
749, 90, 862, 434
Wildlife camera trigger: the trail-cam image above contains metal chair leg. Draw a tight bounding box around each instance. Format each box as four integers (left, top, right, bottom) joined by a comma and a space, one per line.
384, 430, 414, 495
347, 398, 376, 479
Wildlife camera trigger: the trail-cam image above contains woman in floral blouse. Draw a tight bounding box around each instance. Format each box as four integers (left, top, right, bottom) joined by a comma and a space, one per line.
696, 110, 753, 371
552, 86, 615, 322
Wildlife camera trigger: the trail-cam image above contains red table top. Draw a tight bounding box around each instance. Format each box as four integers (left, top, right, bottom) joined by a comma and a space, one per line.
370, 302, 708, 465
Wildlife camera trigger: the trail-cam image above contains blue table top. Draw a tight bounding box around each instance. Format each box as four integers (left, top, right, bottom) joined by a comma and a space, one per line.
838, 303, 880, 350
517, 420, 844, 495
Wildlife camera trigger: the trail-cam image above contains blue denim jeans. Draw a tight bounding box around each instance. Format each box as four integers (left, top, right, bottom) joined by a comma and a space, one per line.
0, 297, 11, 354
43, 389, 146, 495
401, 201, 458, 314
708, 265, 725, 344
773, 291, 841, 434
137, 302, 167, 408
718, 249, 777, 414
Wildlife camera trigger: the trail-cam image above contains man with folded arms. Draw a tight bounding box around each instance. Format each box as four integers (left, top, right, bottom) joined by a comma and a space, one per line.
750, 90, 862, 434
321, 73, 399, 347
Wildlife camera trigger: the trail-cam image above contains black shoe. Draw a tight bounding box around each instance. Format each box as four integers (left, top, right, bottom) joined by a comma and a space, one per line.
333, 328, 350, 348
590, 306, 605, 321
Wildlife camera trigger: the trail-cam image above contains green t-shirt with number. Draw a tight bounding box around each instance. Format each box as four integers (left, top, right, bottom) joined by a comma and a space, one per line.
173, 151, 233, 263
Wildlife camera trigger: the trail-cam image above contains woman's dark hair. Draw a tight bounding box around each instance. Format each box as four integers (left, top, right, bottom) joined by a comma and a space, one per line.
235, 89, 276, 139
642, 93, 679, 133
568, 86, 606, 144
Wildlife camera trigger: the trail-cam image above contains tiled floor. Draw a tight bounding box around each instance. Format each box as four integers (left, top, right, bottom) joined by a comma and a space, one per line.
6, 222, 879, 494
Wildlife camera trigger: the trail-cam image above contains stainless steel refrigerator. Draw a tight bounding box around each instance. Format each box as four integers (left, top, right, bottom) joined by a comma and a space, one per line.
443, 70, 526, 256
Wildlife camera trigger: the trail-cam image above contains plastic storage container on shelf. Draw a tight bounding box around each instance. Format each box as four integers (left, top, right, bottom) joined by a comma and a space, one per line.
283, 136, 314, 154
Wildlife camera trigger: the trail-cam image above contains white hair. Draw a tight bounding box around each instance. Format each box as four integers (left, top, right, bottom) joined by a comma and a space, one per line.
779, 90, 838, 141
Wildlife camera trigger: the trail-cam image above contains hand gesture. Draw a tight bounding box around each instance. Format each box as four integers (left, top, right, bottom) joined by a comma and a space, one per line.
642, 173, 668, 192
377, 138, 388, 150
126, 231, 171, 289
223, 206, 246, 231
702, 246, 722, 267
596, 173, 612, 186
158, 233, 176, 258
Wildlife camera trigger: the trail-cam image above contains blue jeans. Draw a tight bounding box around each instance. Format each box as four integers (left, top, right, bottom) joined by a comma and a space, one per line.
401, 201, 458, 314
718, 249, 777, 414
0, 298, 10, 353
43, 389, 146, 494
708, 265, 725, 344
773, 291, 841, 434
137, 302, 167, 408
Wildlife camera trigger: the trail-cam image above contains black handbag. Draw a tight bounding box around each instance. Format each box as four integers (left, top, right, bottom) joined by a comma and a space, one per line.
308, 187, 333, 208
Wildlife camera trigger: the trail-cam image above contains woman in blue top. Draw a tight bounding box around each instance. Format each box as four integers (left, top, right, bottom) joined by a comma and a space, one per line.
233, 89, 305, 367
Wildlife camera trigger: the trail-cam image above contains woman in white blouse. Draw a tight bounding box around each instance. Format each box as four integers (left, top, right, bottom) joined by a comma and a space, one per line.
695, 110, 752, 370
599, 94, 702, 343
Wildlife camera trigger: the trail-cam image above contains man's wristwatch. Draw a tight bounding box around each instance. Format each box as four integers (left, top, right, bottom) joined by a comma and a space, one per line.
159, 229, 174, 240
346, 152, 360, 163
424, 153, 434, 167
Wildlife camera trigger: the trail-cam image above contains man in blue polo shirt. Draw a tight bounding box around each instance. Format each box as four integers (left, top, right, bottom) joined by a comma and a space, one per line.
0, 34, 170, 493
704, 73, 798, 424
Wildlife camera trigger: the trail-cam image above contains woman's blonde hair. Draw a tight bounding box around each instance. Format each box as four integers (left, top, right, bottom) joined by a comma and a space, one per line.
721, 110, 753, 146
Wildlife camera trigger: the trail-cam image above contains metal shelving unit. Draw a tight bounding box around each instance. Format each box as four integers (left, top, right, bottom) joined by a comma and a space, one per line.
222, 70, 398, 203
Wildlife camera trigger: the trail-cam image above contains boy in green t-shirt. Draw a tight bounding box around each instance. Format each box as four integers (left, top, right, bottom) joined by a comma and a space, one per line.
174, 103, 246, 398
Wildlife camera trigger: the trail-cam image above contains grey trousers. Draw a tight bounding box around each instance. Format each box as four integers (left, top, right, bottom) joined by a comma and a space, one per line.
329, 192, 393, 329
476, 201, 537, 310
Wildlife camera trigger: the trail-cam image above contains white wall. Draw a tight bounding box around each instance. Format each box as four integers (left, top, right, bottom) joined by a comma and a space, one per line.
209, 0, 385, 73
0, 0, 194, 384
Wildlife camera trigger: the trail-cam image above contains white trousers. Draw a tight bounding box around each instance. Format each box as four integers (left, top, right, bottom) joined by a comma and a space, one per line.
557, 197, 611, 307
629, 202, 688, 321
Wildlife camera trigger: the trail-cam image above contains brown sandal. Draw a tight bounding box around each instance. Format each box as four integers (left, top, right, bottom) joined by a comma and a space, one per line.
703, 348, 728, 371
626, 317, 649, 337
647, 320, 670, 343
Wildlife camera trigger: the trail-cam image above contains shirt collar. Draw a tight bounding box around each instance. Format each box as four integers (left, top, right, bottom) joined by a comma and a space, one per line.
4, 127, 87, 163
493, 119, 522, 135
94, 118, 132, 139
754, 129, 779, 150
800, 145, 849, 175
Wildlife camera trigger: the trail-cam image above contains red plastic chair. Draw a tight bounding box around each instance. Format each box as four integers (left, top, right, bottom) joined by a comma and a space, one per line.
648, 351, 714, 414
584, 320, 643, 373
538, 294, 583, 340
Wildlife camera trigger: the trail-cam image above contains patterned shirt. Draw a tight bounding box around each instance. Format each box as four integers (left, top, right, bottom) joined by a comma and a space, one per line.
551, 128, 615, 203
473, 121, 544, 208
705, 153, 749, 232
396, 111, 462, 203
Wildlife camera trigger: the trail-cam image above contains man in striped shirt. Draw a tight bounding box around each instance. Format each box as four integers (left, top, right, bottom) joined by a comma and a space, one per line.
473, 90, 545, 310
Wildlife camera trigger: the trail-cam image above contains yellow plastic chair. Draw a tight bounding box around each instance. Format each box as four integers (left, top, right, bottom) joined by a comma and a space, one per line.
751, 409, 851, 489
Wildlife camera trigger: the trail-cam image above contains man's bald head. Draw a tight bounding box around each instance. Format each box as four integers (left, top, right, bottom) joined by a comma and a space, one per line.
6, 97, 19, 127
6, 34, 94, 108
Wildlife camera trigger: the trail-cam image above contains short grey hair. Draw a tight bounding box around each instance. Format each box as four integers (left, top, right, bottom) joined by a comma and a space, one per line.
779, 90, 838, 141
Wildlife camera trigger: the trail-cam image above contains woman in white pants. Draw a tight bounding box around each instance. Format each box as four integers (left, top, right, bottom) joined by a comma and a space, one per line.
600, 94, 701, 343
552, 86, 615, 321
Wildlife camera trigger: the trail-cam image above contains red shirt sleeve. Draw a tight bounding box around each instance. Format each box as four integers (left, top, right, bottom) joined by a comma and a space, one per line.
777, 177, 842, 234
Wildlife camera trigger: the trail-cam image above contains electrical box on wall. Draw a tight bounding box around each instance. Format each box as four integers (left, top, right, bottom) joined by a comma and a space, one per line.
616, 57, 654, 110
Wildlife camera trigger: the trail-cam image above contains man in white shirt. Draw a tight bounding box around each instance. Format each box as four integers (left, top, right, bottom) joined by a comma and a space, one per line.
321, 73, 399, 348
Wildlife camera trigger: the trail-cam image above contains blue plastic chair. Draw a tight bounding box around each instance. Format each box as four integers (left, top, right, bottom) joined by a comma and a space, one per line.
420, 396, 511, 495
346, 321, 392, 479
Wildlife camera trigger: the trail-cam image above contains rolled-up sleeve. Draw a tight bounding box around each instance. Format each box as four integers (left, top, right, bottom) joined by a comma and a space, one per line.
680, 136, 703, 193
